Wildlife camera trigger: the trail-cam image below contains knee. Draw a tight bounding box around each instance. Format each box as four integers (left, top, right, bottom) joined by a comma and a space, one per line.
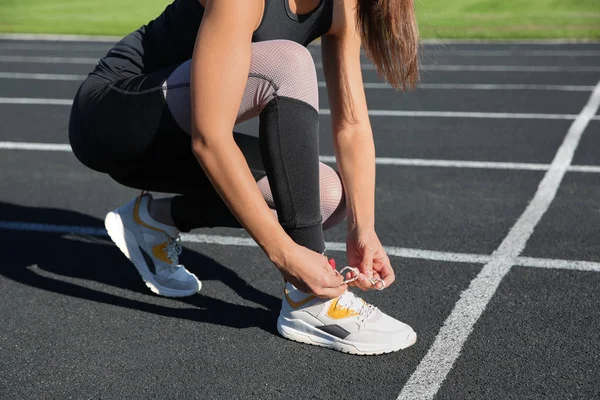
252, 40, 318, 110
319, 163, 347, 230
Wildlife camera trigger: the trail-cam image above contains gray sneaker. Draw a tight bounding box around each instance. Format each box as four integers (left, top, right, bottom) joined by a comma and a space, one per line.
104, 193, 201, 297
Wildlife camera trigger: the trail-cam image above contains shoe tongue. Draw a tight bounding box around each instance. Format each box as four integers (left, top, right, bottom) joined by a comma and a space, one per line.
337, 291, 363, 313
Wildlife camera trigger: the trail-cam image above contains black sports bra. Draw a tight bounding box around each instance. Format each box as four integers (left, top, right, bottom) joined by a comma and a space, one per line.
134, 0, 333, 72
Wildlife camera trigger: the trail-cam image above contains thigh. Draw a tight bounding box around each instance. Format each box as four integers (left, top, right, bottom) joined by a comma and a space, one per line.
109, 110, 265, 196
69, 65, 179, 172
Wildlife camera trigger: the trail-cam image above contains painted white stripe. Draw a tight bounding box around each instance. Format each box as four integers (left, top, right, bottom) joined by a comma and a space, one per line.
444, 50, 600, 57
319, 156, 549, 171
320, 109, 580, 120
2, 34, 594, 45
568, 165, 600, 173
516, 257, 600, 272
0, 142, 72, 151
319, 81, 595, 91
2, 221, 599, 272
0, 97, 73, 105
419, 64, 600, 72
2, 97, 590, 121
0, 33, 120, 42
397, 79, 600, 400
2, 55, 598, 73
323, 156, 600, 173
416, 83, 594, 91
4, 141, 600, 174
418, 39, 600, 45
0, 55, 98, 64
317, 63, 600, 73
0, 43, 111, 52
0, 72, 591, 92
0, 72, 87, 81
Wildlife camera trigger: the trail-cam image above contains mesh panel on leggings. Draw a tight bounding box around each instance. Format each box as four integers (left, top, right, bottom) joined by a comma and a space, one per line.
256, 162, 346, 230
163, 40, 318, 134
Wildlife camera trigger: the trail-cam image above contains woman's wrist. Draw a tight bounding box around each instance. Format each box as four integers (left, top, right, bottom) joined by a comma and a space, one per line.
347, 211, 375, 233
262, 230, 296, 268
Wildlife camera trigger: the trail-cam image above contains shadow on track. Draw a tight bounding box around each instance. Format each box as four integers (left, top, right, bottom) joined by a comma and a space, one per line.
0, 201, 280, 334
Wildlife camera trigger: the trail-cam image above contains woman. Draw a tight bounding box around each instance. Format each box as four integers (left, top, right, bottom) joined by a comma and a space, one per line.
69, 0, 419, 355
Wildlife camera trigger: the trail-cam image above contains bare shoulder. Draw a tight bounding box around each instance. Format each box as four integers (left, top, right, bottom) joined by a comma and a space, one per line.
199, 0, 265, 31
326, 0, 357, 38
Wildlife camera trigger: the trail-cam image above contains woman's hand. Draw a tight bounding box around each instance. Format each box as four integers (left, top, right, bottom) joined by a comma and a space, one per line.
346, 228, 395, 291
270, 243, 347, 299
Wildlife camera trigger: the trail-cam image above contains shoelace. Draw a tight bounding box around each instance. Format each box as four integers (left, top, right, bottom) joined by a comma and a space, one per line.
164, 236, 183, 270
335, 290, 378, 322
339, 266, 386, 290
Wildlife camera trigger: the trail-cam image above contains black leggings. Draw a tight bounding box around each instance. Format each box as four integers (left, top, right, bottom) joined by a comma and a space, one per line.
69, 39, 345, 254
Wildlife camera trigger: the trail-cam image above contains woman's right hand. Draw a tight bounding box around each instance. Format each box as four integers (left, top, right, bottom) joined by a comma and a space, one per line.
270, 243, 347, 299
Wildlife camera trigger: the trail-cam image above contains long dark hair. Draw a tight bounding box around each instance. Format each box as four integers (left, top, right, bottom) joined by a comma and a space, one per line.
356, 0, 420, 91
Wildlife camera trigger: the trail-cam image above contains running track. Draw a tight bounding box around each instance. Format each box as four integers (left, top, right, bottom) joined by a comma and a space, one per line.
1, 35, 599, 400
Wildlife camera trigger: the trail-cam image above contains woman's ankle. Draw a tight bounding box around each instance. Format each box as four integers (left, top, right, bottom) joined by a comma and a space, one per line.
147, 196, 177, 228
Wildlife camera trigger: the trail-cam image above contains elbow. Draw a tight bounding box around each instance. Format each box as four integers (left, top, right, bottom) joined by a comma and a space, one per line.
190, 127, 232, 161
191, 135, 208, 159
190, 120, 213, 157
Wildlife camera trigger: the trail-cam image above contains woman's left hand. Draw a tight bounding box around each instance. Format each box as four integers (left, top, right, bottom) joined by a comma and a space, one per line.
346, 228, 395, 291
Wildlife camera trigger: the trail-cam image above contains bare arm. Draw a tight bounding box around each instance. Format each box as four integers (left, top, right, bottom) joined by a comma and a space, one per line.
190, 0, 288, 256
322, 0, 375, 232
189, 0, 345, 296
322, 0, 394, 290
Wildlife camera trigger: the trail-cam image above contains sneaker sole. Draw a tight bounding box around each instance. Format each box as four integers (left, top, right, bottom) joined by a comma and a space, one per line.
105, 210, 201, 298
277, 315, 417, 355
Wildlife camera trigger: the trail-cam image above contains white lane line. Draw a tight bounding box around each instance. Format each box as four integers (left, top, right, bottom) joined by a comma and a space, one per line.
324, 63, 600, 73
2, 34, 595, 44
319, 156, 549, 171
419, 65, 600, 72
397, 79, 600, 400
0, 33, 121, 42
2, 221, 600, 272
2, 56, 599, 73
0, 142, 72, 151
0, 73, 592, 92
416, 83, 595, 91
418, 38, 600, 45
0, 43, 111, 51
0, 72, 87, 81
322, 157, 600, 173
0, 97, 73, 105
320, 109, 581, 120
516, 257, 600, 272
319, 81, 596, 91
5, 141, 600, 174
2, 97, 590, 120
569, 165, 600, 173
3, 44, 596, 56
439, 50, 600, 57
0, 55, 99, 64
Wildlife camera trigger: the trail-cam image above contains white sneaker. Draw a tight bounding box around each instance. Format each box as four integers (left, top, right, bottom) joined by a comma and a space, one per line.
104, 193, 201, 297
277, 282, 416, 355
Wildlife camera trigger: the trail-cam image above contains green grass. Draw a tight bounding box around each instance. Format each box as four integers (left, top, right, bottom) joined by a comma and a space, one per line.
0, 0, 599, 39
0, 0, 172, 36
416, 0, 600, 39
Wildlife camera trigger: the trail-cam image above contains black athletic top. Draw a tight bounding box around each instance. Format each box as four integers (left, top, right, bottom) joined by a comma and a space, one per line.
95, 0, 333, 78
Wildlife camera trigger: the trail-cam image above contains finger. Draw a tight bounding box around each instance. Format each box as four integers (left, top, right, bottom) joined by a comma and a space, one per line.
325, 267, 346, 286
319, 283, 348, 299
379, 259, 395, 288
354, 273, 371, 291
316, 271, 347, 298
361, 246, 376, 279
